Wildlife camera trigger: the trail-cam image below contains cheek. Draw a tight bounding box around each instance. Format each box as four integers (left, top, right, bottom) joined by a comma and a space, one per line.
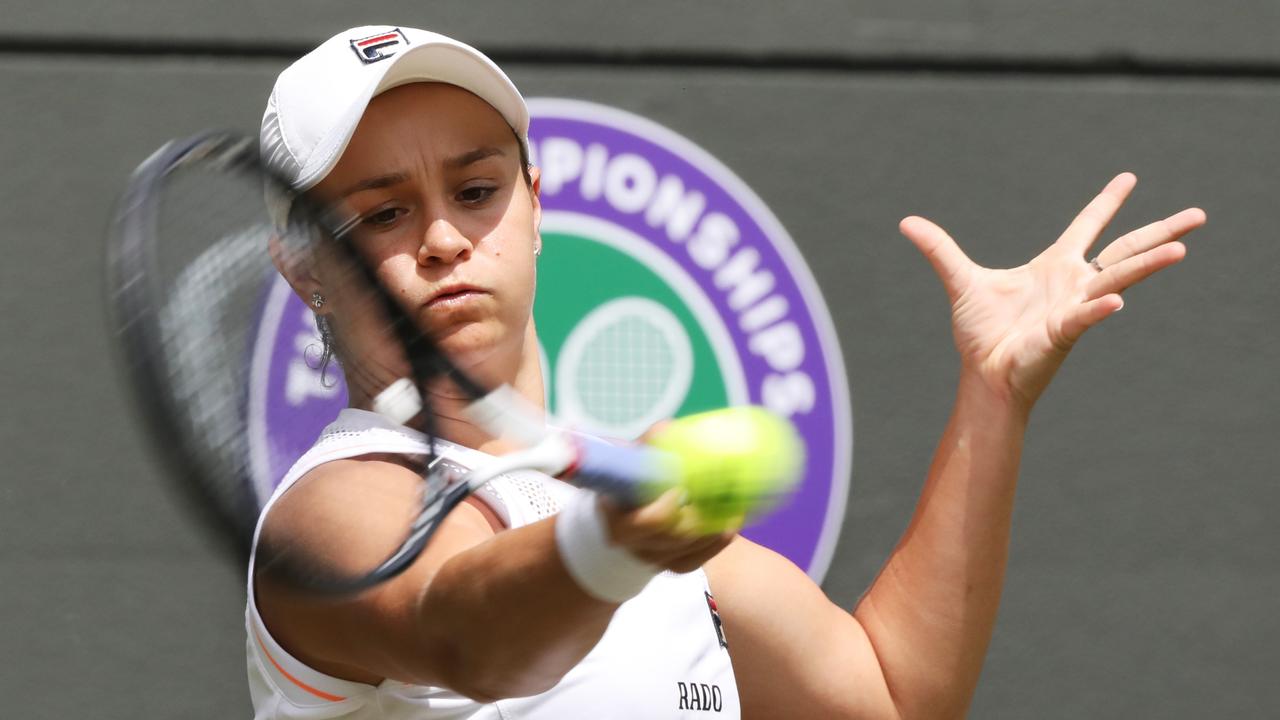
491, 241, 537, 315
372, 253, 425, 298
470, 252, 533, 345
489, 203, 539, 297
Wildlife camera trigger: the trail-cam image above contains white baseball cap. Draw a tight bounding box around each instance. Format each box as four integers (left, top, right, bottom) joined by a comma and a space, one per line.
261, 25, 529, 190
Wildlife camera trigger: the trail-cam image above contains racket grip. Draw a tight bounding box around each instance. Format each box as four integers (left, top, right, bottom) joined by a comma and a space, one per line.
564, 435, 675, 508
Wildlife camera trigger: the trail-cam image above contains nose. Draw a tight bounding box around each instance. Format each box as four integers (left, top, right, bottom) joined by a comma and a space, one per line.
418, 217, 472, 267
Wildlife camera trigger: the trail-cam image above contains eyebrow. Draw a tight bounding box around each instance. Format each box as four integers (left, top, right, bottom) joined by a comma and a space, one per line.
336, 147, 509, 199
445, 146, 506, 169
339, 172, 410, 199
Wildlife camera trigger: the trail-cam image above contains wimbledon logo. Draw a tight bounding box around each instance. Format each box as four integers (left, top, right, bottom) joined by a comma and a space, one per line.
247, 99, 852, 581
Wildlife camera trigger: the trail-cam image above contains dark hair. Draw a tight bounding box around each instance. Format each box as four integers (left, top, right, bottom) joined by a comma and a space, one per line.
515, 129, 533, 187
312, 314, 340, 387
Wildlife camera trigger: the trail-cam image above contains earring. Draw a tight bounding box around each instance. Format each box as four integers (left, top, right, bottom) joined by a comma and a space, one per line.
311, 292, 325, 309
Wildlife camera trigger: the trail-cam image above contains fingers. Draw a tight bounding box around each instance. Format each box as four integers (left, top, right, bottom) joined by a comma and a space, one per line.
1067, 212, 1192, 341
605, 488, 737, 571
1060, 293, 1125, 345
1087, 240, 1187, 299
632, 532, 736, 572
637, 419, 673, 444
899, 215, 974, 300
1093, 207, 1205, 269
1058, 172, 1138, 255
604, 488, 684, 540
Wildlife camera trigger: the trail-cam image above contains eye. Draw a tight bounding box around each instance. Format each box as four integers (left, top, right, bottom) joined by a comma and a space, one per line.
457, 185, 498, 205
362, 206, 405, 228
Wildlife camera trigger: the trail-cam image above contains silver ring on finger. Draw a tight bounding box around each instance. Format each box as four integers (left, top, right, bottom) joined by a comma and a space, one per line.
1088, 257, 1104, 273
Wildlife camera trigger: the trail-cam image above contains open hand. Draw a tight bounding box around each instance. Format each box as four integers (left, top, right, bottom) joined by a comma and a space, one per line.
899, 173, 1205, 411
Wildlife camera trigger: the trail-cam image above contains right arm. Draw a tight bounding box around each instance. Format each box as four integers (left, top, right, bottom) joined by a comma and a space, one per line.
255, 456, 726, 701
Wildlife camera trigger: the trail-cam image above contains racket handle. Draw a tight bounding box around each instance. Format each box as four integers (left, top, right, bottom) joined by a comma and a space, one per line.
568, 407, 804, 534
463, 390, 801, 530
563, 435, 675, 508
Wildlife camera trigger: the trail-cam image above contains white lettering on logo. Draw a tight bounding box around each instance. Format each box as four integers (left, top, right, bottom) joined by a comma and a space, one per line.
538, 137, 583, 196
603, 153, 658, 213
581, 143, 609, 201
748, 321, 804, 372
762, 371, 816, 417
688, 212, 739, 270
714, 247, 775, 311
645, 174, 705, 241
739, 295, 789, 333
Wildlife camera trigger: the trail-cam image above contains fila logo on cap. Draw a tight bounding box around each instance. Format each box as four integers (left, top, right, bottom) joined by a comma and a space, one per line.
349, 28, 409, 64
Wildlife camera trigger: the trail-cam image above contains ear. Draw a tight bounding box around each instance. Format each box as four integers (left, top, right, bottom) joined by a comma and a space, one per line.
267, 232, 326, 310
528, 165, 543, 257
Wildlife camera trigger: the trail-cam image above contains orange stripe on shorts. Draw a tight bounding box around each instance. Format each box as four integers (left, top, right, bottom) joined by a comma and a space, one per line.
254, 629, 347, 703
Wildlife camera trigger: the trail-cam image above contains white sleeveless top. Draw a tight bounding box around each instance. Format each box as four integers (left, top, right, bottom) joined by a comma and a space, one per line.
246, 408, 741, 719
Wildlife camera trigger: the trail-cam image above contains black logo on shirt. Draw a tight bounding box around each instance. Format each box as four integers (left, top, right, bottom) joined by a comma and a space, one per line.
677, 681, 724, 712
704, 590, 728, 649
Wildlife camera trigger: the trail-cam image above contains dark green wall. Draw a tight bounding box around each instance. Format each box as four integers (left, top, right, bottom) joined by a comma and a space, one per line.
2, 5, 1276, 717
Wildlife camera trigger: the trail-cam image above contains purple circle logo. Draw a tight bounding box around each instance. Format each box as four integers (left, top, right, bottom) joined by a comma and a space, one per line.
247, 98, 852, 581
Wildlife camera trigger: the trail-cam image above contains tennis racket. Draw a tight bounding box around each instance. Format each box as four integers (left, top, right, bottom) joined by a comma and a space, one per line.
107, 131, 802, 596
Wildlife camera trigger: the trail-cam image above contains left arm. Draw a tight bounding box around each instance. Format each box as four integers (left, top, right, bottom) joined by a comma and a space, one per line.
707, 173, 1204, 719
709, 378, 1028, 720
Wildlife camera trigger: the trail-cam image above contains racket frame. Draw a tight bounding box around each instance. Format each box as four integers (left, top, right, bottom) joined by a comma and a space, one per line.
109, 131, 674, 596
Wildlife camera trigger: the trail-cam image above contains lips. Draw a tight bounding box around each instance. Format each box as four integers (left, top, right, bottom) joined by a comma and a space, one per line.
426, 284, 488, 308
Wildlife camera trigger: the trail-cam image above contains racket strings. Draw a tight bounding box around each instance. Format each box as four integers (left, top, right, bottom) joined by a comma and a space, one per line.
152, 164, 286, 528
121, 134, 469, 593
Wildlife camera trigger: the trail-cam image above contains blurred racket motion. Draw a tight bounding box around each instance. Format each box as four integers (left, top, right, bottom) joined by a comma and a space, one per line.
107, 131, 802, 596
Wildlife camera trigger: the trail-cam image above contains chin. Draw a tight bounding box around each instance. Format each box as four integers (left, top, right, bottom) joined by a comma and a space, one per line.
433, 321, 509, 373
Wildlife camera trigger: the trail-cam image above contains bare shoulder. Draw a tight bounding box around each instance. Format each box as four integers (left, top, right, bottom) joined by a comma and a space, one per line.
254, 455, 497, 685
705, 538, 899, 720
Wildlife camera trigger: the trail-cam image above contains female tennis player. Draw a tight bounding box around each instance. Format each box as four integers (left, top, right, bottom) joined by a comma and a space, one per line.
247, 25, 1205, 719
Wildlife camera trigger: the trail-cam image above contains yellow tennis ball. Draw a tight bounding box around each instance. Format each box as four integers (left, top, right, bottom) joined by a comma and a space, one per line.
648, 406, 804, 535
